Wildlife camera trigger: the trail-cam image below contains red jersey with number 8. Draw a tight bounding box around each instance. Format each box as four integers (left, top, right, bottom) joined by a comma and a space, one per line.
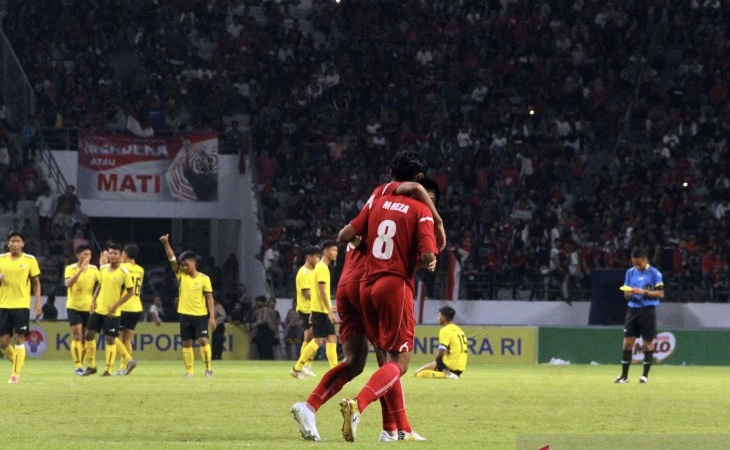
349, 194, 438, 289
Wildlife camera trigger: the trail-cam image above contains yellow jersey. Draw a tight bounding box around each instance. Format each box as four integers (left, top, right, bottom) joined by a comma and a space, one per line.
440, 323, 468, 372
120, 262, 144, 313
0, 253, 41, 309
310, 260, 332, 314
295, 265, 315, 314
95, 264, 133, 316
64, 263, 100, 311
176, 270, 213, 316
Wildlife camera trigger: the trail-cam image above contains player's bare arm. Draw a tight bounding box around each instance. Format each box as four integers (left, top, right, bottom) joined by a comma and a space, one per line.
65, 256, 89, 287
159, 233, 179, 272
108, 287, 133, 318
32, 275, 42, 317
205, 292, 216, 329
395, 182, 446, 250
337, 223, 358, 244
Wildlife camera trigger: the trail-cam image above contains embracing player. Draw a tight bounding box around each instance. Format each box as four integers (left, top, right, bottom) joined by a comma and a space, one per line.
338, 180, 439, 442
291, 151, 443, 442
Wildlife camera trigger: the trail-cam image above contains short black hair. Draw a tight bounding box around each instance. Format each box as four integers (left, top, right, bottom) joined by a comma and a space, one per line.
320, 240, 337, 250
303, 245, 321, 256
123, 244, 140, 259
390, 150, 425, 181
631, 247, 647, 259
6, 231, 24, 241
439, 306, 456, 321
107, 242, 122, 252
75, 244, 91, 254
179, 250, 198, 262
418, 177, 440, 207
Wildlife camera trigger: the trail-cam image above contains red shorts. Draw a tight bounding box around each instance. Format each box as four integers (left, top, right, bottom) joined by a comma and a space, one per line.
359, 276, 415, 354
336, 281, 363, 344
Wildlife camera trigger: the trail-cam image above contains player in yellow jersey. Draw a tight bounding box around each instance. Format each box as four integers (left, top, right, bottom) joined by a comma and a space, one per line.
414, 306, 468, 379
117, 244, 144, 375
0, 231, 42, 384
160, 234, 216, 377
293, 241, 339, 375
64, 244, 100, 376
82, 242, 136, 377
290, 245, 320, 379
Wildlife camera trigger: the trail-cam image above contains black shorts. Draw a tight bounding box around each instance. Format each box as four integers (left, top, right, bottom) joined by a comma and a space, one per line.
311, 311, 335, 338
67, 308, 90, 327
120, 311, 143, 331
436, 359, 463, 376
624, 306, 657, 340
179, 314, 209, 341
0, 308, 30, 337
298, 311, 312, 330
86, 313, 121, 337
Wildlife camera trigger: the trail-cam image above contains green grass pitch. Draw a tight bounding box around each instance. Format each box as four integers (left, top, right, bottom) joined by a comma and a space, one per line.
1, 360, 729, 449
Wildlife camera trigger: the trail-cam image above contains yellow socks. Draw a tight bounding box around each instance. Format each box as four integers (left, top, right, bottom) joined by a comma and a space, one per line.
183, 347, 195, 375
104, 343, 117, 374
294, 340, 320, 371
3, 345, 16, 363
85, 339, 97, 369
12, 344, 25, 375
326, 342, 338, 369
71, 340, 84, 368
200, 344, 212, 371
415, 370, 446, 379
299, 341, 314, 370
115, 338, 130, 371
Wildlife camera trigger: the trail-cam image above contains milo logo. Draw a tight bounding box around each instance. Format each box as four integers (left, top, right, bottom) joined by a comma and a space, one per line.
632, 331, 675, 363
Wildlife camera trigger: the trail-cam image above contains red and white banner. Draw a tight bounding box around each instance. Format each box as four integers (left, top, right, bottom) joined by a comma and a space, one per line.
77, 132, 219, 202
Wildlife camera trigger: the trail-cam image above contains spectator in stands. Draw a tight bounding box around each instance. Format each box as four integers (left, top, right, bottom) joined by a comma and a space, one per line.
212, 297, 227, 360
251, 295, 276, 360
54, 185, 80, 230
0, 140, 9, 178
35, 186, 55, 240
228, 300, 246, 327
41, 290, 59, 321
149, 295, 165, 326
1, 172, 23, 214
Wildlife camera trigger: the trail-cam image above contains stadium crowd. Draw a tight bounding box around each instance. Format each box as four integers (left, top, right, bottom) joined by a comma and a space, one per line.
1, 0, 729, 303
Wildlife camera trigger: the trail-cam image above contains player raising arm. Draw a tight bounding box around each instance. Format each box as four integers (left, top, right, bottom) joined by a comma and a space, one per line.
160, 234, 216, 377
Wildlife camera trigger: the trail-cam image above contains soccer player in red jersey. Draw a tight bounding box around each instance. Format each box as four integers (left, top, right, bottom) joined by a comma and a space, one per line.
291, 152, 443, 442
337, 188, 439, 442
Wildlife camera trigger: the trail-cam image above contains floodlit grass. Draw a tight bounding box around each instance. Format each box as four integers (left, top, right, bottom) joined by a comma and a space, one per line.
1, 360, 729, 449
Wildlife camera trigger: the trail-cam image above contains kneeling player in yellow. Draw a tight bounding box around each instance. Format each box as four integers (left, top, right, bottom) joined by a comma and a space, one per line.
0, 232, 42, 383
160, 234, 216, 377
82, 242, 136, 377
414, 306, 468, 379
